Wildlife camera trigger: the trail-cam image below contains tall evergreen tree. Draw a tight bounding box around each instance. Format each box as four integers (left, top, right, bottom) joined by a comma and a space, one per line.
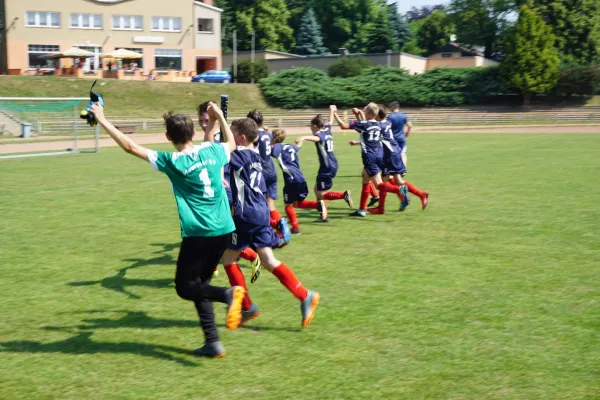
388, 3, 411, 51
501, 5, 559, 105
417, 11, 455, 55
294, 8, 328, 55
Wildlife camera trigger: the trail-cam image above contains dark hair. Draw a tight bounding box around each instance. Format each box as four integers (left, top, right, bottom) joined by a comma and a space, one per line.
163, 112, 195, 144
246, 109, 264, 127
378, 104, 388, 120
231, 118, 259, 143
311, 114, 325, 129
388, 101, 400, 110
197, 101, 213, 116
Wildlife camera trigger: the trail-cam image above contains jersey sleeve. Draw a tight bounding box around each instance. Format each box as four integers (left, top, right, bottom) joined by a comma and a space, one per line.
315, 131, 326, 143
350, 120, 366, 133
211, 142, 231, 167
229, 151, 242, 170
148, 150, 171, 172
271, 143, 281, 158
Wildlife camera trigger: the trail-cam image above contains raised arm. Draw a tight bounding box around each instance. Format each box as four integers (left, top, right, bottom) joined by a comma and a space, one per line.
90, 103, 150, 162
294, 135, 320, 147
331, 105, 351, 130
208, 102, 236, 153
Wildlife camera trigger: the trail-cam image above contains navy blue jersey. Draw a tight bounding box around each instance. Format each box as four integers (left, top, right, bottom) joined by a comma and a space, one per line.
314, 125, 338, 177
212, 131, 230, 183
229, 147, 270, 227
380, 120, 401, 155
387, 112, 409, 143
350, 120, 383, 156
256, 129, 277, 181
271, 143, 306, 184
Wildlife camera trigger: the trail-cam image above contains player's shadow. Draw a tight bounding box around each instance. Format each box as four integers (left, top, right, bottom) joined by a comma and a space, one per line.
67, 243, 180, 299
0, 331, 198, 367
44, 310, 302, 333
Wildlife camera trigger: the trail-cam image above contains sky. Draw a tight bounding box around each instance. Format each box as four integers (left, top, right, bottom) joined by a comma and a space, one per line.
389, 0, 450, 14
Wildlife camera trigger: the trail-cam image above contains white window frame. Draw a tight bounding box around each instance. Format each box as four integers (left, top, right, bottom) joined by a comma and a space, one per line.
70, 13, 103, 30
112, 15, 143, 31
197, 18, 213, 33
25, 11, 61, 28
151, 16, 182, 32
27, 44, 60, 69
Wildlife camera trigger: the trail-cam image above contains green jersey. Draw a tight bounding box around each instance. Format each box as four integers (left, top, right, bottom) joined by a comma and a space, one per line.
148, 142, 235, 238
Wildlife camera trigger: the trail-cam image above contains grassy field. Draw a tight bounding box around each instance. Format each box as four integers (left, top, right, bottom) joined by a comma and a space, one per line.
1, 132, 599, 400
0, 76, 270, 116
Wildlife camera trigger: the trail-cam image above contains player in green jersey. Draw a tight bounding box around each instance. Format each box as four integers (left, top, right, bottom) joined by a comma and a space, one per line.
90, 102, 244, 358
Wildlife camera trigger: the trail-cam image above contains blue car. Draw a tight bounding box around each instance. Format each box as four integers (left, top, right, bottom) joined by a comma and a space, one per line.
191, 70, 231, 83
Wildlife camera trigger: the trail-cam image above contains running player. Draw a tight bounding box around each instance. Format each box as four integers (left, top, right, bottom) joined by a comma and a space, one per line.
271, 129, 328, 232
197, 101, 263, 276
294, 111, 353, 208
91, 102, 244, 358
215, 118, 320, 328
247, 110, 289, 235
387, 101, 429, 210
331, 103, 409, 217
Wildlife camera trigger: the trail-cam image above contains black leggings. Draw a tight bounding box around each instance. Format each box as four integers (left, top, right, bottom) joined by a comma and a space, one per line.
175, 235, 229, 344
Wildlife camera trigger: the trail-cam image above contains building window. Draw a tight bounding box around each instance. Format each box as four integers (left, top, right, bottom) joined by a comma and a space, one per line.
28, 44, 60, 68
197, 18, 213, 33
70, 14, 102, 29
441, 53, 453, 58
152, 17, 182, 32
116, 47, 144, 68
154, 49, 182, 70
25, 12, 60, 28
112, 15, 143, 30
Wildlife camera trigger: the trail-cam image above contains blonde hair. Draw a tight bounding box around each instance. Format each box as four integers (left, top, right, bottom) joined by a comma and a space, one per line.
272, 129, 287, 144
365, 102, 380, 118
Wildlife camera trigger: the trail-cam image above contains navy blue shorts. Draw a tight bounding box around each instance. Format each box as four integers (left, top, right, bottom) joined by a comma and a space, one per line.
382, 152, 407, 176
316, 175, 334, 191
228, 223, 280, 251
397, 138, 407, 153
362, 152, 383, 177
265, 176, 278, 200
283, 182, 309, 205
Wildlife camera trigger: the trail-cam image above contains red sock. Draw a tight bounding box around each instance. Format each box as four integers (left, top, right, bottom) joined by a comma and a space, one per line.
272, 263, 308, 301
296, 200, 318, 209
285, 204, 299, 230
269, 210, 282, 229
224, 263, 252, 311
405, 181, 425, 197
378, 189, 388, 211
324, 192, 344, 200
378, 182, 400, 194
360, 184, 370, 210
239, 247, 257, 262
368, 181, 378, 198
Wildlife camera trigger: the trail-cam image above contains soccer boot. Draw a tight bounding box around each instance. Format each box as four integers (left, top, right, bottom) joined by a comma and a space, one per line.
349, 209, 366, 217
367, 207, 384, 215
367, 196, 380, 208
250, 257, 263, 284
241, 304, 260, 326
277, 217, 292, 245
193, 341, 226, 358
225, 286, 244, 330
316, 200, 329, 222
343, 190, 354, 208
399, 185, 411, 212
421, 192, 429, 210
301, 290, 320, 328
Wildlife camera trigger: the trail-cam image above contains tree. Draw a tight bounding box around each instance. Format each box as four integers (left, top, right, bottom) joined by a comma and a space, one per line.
501, 5, 560, 105
448, 0, 514, 58
516, 0, 600, 64
347, 4, 396, 53
217, 0, 294, 52
557, 64, 600, 96
388, 3, 411, 51
294, 8, 328, 55
406, 4, 446, 22
417, 11, 455, 55
286, 0, 308, 36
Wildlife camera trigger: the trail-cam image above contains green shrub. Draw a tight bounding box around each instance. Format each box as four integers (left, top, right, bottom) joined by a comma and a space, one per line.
328, 57, 373, 78
236, 60, 269, 83
556, 64, 600, 96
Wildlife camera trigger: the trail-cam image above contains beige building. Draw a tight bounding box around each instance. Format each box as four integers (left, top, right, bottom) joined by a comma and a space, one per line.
0, 0, 222, 75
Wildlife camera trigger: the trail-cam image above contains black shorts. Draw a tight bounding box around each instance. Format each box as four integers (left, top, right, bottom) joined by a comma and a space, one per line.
283, 182, 309, 205
175, 235, 229, 287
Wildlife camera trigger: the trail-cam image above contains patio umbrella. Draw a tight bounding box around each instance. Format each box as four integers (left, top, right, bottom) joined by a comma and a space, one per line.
41, 47, 95, 59
101, 49, 143, 59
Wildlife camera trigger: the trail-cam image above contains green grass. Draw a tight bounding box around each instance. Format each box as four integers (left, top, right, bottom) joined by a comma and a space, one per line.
1, 133, 599, 400
0, 76, 270, 116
